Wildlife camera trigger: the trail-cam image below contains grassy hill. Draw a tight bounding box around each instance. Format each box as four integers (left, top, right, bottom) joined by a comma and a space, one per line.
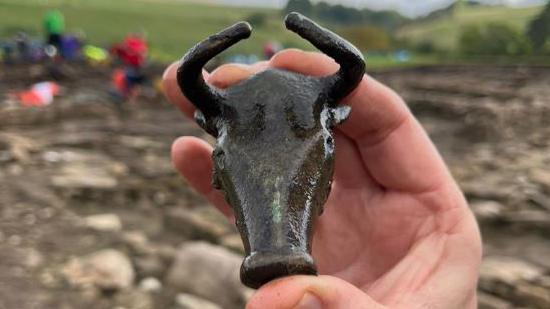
0, 0, 312, 61
396, 3, 543, 51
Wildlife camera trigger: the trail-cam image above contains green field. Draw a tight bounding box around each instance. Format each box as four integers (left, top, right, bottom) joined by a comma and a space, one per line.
0, 0, 313, 62
1, 0, 545, 67
397, 4, 543, 51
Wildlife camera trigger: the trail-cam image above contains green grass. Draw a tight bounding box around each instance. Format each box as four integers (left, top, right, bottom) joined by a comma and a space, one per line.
366, 53, 441, 69
397, 5, 543, 51
0, 0, 312, 62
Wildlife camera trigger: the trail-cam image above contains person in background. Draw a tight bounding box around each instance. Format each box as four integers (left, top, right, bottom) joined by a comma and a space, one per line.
1, 39, 15, 65
60, 32, 84, 61
263, 40, 283, 59
111, 34, 149, 100
14, 32, 31, 62
111, 33, 149, 100
43, 9, 65, 51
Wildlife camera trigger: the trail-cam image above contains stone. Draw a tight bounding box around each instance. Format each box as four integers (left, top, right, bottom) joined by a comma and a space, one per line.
164, 207, 232, 242
530, 169, 550, 192
481, 256, 543, 284
48, 151, 127, 190
118, 135, 163, 150
479, 256, 544, 298
138, 277, 162, 292
177, 12, 365, 289
503, 210, 550, 228
154, 244, 177, 265
174, 293, 222, 309
138, 153, 175, 178
134, 255, 165, 278
24, 248, 44, 268
470, 200, 503, 222
121, 231, 152, 255
51, 168, 118, 189
516, 284, 550, 308
220, 234, 245, 255
0, 132, 40, 162
538, 275, 550, 288
62, 249, 135, 291
166, 242, 251, 308
84, 213, 122, 232
114, 289, 154, 309
477, 292, 512, 309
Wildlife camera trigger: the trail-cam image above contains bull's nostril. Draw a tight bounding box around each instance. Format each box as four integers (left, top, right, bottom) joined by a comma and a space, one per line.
240, 251, 317, 289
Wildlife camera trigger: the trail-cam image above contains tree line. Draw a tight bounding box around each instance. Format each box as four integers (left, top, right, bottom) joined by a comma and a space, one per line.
283, 0, 407, 31
283, 0, 550, 56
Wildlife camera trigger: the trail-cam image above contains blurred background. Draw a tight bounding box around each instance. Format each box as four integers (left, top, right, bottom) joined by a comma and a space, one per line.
1, 0, 550, 308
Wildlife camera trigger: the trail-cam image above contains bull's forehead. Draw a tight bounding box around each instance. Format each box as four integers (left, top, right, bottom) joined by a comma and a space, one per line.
225, 68, 324, 111
223, 69, 326, 137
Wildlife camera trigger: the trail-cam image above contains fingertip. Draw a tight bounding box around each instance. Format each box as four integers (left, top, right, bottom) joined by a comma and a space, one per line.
171, 136, 213, 189
208, 63, 255, 89
270, 49, 338, 76
162, 61, 195, 118
269, 48, 306, 62
247, 275, 380, 309
162, 60, 179, 81
247, 276, 314, 309
171, 136, 235, 218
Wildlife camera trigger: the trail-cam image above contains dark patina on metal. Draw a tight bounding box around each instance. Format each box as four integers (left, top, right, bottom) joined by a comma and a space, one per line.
177, 12, 365, 289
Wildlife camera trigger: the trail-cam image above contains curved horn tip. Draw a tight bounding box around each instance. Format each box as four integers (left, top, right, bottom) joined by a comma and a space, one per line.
231, 21, 253, 39
284, 12, 309, 29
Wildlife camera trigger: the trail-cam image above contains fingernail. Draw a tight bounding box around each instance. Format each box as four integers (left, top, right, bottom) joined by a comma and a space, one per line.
294, 293, 322, 309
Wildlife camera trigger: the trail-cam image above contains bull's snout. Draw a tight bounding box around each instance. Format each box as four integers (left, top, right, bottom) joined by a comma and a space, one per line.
241, 250, 317, 289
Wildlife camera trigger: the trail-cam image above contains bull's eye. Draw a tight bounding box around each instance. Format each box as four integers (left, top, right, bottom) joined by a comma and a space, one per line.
284, 102, 317, 138
213, 148, 226, 170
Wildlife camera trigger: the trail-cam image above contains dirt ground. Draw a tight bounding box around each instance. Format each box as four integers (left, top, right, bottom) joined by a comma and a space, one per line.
1, 62, 549, 308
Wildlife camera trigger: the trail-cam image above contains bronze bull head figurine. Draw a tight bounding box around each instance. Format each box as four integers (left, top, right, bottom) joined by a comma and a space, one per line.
177, 12, 365, 289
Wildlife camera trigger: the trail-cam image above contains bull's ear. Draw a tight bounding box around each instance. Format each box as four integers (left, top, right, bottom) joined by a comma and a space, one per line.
284, 12, 365, 104
177, 22, 252, 118
332, 105, 351, 125
330, 105, 351, 126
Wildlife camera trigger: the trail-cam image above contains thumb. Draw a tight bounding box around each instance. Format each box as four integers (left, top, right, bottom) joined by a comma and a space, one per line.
246, 275, 385, 309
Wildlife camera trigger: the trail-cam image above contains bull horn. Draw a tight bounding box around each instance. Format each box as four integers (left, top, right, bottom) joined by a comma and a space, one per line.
177, 22, 252, 117
284, 12, 365, 103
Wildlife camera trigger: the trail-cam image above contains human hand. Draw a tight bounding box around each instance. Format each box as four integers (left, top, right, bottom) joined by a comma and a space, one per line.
163, 49, 482, 309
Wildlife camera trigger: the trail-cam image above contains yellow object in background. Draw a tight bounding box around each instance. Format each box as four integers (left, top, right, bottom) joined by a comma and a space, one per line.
153, 76, 164, 96
83, 45, 109, 65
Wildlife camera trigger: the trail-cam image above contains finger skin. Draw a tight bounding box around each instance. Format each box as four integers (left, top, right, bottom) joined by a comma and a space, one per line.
171, 136, 234, 218
163, 61, 204, 118
247, 275, 384, 309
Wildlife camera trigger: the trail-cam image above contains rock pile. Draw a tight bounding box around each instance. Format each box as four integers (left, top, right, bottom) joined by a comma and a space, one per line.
1, 63, 550, 308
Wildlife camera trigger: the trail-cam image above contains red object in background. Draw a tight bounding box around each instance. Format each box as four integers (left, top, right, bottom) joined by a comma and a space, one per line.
112, 68, 129, 96
16, 82, 60, 107
111, 35, 148, 68
263, 42, 276, 59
